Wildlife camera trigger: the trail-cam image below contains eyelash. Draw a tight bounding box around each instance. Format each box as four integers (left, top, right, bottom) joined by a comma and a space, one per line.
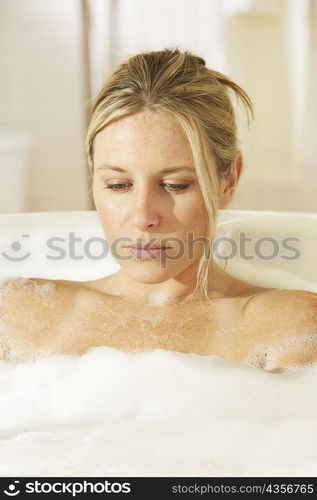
104, 183, 190, 193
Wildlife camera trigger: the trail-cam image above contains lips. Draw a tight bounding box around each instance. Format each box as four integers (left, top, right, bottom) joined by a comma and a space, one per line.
124, 241, 171, 249
127, 245, 169, 250
125, 245, 171, 260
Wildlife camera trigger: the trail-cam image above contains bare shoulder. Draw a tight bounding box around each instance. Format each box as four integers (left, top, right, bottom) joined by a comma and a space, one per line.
0, 276, 114, 320
0, 275, 112, 327
0, 277, 74, 307
243, 289, 317, 371
0, 277, 80, 359
245, 289, 317, 328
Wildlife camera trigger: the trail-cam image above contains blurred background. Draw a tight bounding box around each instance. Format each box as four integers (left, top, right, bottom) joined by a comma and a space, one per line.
0, 0, 316, 214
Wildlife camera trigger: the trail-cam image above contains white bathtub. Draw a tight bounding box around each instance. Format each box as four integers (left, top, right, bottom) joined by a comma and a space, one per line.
0, 208, 316, 289
0, 209, 316, 477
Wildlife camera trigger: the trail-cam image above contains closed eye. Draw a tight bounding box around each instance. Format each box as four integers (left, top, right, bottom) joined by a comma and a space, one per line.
104, 183, 190, 192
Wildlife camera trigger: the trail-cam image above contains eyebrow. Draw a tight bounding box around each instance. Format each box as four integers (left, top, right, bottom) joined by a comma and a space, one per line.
96, 164, 195, 174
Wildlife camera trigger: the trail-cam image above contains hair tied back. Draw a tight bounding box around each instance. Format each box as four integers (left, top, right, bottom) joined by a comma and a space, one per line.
196, 56, 206, 67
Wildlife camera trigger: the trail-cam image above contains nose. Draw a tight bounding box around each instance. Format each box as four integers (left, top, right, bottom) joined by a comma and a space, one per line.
131, 188, 161, 230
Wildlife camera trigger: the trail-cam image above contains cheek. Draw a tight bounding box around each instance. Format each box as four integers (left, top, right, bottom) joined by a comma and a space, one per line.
93, 189, 121, 238
93, 183, 118, 215
176, 199, 207, 234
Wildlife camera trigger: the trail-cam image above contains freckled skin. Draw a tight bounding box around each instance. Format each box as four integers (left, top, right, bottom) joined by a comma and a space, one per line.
1, 276, 315, 372
91, 110, 211, 294
1, 111, 316, 371
0, 275, 261, 362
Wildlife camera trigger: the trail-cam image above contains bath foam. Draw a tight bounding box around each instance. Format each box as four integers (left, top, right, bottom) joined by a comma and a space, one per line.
0, 345, 316, 477
0, 277, 56, 306
4, 277, 55, 295
147, 291, 169, 306
0, 209, 316, 476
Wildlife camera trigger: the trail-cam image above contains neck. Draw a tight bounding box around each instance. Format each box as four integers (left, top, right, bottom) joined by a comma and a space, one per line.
106, 260, 226, 306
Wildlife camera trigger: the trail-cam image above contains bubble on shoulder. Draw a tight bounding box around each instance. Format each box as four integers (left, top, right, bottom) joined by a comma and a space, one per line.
0, 277, 57, 304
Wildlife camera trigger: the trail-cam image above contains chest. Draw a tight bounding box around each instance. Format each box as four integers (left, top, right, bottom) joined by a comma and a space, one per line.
51, 294, 252, 362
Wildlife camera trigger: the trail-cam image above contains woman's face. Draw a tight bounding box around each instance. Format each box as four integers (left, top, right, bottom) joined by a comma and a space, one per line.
90, 110, 211, 285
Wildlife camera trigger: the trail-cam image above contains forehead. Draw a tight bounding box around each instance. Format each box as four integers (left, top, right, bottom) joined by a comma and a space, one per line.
93, 110, 193, 168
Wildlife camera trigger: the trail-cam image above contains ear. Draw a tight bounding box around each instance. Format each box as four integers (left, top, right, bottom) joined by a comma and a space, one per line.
88, 155, 94, 177
219, 151, 243, 209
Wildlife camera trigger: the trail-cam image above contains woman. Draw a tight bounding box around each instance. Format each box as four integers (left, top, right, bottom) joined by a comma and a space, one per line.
1, 49, 316, 371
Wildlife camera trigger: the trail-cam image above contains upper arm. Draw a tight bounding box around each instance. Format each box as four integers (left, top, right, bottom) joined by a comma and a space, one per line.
244, 289, 317, 371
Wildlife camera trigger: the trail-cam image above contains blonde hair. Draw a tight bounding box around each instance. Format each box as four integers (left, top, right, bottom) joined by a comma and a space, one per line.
85, 48, 254, 299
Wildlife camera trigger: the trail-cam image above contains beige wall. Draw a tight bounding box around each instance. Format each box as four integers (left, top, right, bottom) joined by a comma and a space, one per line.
0, 0, 88, 212
224, 1, 317, 212
0, 0, 315, 214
